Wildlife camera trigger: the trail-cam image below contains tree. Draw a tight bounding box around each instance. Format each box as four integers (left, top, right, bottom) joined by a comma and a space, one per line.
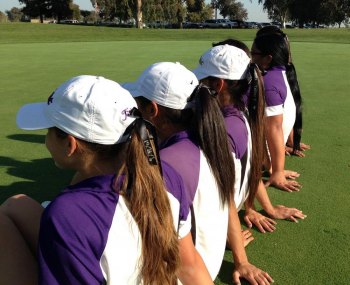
321, 0, 350, 27
70, 3, 81, 20
218, 0, 248, 20
258, 0, 293, 27
289, 0, 322, 27
0, 11, 8, 22
187, 3, 213, 22
5, 7, 23, 22
19, 0, 74, 23
211, 0, 219, 19
19, 0, 51, 23
52, 0, 74, 21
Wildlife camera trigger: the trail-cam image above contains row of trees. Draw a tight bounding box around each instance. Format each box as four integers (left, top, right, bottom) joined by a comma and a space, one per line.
92, 0, 249, 27
3, 0, 248, 27
258, 0, 350, 28
16, 0, 81, 23
3, 0, 349, 27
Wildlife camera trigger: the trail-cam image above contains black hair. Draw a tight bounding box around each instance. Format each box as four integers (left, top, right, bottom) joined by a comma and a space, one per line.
187, 85, 235, 205
212, 38, 251, 57
204, 64, 265, 207
136, 85, 235, 206
254, 33, 303, 151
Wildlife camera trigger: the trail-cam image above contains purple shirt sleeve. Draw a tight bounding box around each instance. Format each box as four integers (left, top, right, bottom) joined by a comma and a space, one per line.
38, 176, 117, 285
162, 160, 190, 222
222, 105, 248, 159
264, 66, 288, 107
160, 132, 201, 204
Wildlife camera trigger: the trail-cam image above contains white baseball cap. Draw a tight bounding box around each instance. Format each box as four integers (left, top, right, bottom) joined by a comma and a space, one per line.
123, 62, 199, 110
16, 75, 137, 145
193, 45, 250, 81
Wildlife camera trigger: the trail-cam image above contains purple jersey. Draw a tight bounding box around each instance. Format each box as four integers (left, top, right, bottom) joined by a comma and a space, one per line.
222, 105, 252, 211
160, 131, 229, 280
38, 162, 189, 285
263, 66, 296, 143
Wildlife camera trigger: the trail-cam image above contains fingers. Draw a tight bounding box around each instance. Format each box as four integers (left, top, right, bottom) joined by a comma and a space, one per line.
284, 170, 300, 179
300, 143, 311, 150
241, 229, 254, 247
273, 205, 307, 221
243, 270, 274, 285
244, 215, 253, 228
278, 180, 301, 192
256, 217, 277, 233
254, 272, 274, 285
293, 149, 306, 157
233, 271, 241, 285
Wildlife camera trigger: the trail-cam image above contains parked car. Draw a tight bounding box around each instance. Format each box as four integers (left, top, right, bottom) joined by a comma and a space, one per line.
204, 19, 228, 28
270, 21, 282, 28
257, 22, 271, 28
245, 21, 259, 28
183, 22, 204, 29
217, 19, 238, 28
229, 19, 248, 28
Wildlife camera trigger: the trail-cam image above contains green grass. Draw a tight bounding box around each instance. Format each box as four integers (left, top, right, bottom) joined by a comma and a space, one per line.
1, 23, 350, 284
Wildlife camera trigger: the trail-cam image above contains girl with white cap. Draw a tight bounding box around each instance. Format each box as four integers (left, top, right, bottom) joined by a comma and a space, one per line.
0, 75, 187, 285
192, 45, 306, 234
125, 62, 273, 285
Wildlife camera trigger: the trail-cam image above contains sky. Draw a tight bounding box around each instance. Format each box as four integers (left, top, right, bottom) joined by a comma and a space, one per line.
0, 0, 269, 22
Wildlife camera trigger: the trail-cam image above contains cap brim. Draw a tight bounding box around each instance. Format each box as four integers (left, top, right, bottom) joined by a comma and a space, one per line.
16, 102, 54, 130
121, 82, 143, 98
192, 67, 209, 81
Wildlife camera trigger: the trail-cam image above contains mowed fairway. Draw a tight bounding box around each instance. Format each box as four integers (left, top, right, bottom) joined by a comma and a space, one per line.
0, 23, 349, 284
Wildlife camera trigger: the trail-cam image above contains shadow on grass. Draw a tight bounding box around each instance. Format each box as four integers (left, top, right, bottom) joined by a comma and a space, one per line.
7, 134, 46, 144
0, 155, 72, 203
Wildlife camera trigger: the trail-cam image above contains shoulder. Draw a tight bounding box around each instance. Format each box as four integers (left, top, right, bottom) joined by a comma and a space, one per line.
161, 160, 190, 221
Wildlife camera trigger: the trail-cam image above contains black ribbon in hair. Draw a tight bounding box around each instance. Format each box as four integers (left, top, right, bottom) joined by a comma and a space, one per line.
248, 63, 259, 114
123, 108, 162, 174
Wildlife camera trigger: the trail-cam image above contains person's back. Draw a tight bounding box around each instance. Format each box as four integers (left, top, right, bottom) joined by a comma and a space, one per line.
12, 75, 181, 285
160, 130, 229, 279
125, 62, 235, 282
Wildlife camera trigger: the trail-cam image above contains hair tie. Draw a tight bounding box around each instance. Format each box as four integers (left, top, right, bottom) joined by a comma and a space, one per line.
187, 83, 218, 103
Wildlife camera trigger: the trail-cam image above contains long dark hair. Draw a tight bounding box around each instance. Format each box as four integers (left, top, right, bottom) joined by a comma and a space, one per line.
137, 85, 235, 207
254, 33, 303, 151
205, 64, 265, 207
188, 84, 235, 206
245, 64, 266, 206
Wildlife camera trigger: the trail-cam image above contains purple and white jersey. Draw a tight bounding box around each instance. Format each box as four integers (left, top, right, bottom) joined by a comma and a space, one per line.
222, 105, 252, 211
160, 131, 229, 280
38, 162, 190, 285
263, 66, 296, 143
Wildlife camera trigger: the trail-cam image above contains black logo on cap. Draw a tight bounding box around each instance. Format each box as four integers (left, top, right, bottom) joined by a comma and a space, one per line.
47, 92, 54, 105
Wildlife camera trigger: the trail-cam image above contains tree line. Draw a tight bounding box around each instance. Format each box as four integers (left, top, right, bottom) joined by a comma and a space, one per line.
2, 0, 349, 28
258, 0, 350, 28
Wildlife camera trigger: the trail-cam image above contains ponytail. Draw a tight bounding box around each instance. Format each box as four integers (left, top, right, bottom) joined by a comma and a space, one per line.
117, 117, 179, 285
188, 84, 235, 206
286, 63, 303, 152
246, 64, 266, 207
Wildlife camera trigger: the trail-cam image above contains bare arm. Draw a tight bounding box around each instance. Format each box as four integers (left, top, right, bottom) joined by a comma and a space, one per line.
177, 232, 214, 285
227, 200, 273, 284
265, 115, 301, 192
